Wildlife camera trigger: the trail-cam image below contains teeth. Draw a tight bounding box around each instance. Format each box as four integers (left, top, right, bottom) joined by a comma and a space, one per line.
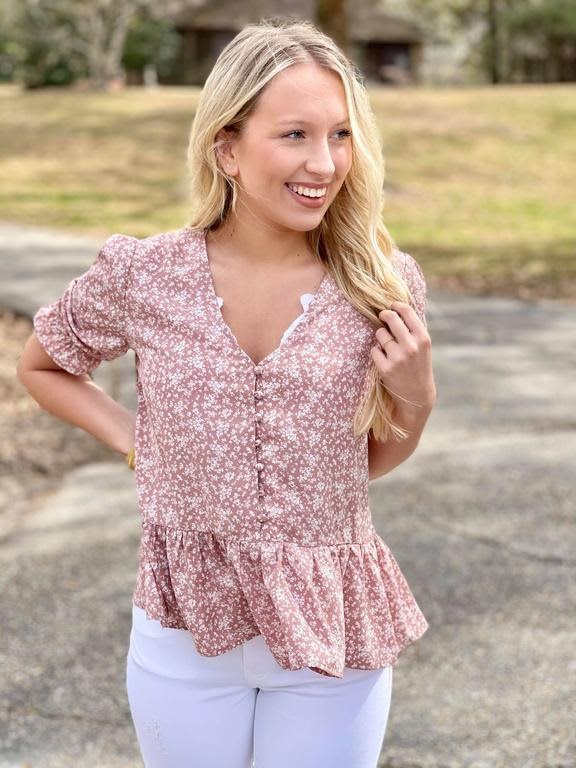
288, 184, 326, 198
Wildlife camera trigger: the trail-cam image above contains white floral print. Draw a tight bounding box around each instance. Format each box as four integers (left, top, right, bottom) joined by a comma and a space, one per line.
33, 225, 429, 678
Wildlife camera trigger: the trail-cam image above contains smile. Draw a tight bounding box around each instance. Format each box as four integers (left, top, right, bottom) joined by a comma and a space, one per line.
284, 183, 327, 209
286, 183, 327, 198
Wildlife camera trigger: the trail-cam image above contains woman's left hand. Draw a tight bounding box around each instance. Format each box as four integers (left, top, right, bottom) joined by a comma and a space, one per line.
370, 301, 436, 411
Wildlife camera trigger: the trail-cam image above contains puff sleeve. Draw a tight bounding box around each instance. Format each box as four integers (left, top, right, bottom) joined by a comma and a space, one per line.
32, 233, 138, 376
391, 249, 428, 327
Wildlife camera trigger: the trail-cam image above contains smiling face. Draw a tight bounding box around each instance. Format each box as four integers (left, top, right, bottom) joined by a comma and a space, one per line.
216, 62, 353, 234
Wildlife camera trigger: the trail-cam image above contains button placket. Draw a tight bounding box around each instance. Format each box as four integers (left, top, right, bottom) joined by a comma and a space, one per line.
254, 364, 268, 517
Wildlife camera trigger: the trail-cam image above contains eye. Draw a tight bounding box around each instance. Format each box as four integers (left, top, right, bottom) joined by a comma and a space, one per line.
282, 129, 352, 140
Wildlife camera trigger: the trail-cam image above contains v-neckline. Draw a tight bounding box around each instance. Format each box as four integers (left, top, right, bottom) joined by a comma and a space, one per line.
197, 227, 332, 369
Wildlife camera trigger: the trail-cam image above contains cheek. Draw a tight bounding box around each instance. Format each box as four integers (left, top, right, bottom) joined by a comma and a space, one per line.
241, 140, 287, 181
250, 161, 291, 193
337, 147, 353, 177
269, 150, 296, 179
254, 144, 291, 172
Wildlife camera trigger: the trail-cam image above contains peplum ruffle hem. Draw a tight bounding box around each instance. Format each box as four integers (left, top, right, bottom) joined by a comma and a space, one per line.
132, 518, 429, 678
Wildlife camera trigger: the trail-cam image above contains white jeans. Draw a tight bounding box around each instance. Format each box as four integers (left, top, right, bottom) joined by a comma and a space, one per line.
126, 603, 393, 768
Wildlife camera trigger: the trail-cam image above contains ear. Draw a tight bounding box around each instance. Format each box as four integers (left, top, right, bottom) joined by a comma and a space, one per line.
214, 127, 238, 176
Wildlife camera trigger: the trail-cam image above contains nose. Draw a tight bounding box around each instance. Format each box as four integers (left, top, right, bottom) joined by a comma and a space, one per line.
304, 138, 336, 178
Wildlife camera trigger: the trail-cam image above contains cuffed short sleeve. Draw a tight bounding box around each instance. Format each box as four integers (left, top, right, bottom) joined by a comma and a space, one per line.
391, 249, 428, 327
33, 233, 138, 375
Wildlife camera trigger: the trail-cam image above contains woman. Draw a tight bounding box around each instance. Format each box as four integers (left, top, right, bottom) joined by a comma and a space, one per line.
16, 17, 436, 768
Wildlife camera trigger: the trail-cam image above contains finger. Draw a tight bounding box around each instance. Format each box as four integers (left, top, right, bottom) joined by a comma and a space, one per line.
370, 343, 390, 374
378, 308, 412, 345
375, 323, 396, 345
386, 301, 424, 337
375, 328, 398, 356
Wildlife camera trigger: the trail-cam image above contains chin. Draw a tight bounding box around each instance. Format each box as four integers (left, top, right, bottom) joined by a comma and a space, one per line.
281, 219, 323, 233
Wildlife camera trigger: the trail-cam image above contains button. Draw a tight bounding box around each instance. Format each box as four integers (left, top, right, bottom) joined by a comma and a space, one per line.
255, 414, 262, 423
254, 437, 262, 446
256, 462, 264, 471
258, 489, 265, 498
254, 391, 263, 399
254, 366, 264, 375
258, 516, 268, 523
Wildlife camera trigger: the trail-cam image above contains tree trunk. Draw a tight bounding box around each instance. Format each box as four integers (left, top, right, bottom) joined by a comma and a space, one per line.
82, 0, 135, 90
487, 0, 501, 83
315, 0, 349, 55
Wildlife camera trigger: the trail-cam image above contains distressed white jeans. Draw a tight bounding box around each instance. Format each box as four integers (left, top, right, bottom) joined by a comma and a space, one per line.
126, 602, 393, 768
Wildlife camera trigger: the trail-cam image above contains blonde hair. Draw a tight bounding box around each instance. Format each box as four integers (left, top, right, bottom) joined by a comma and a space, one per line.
186, 17, 418, 442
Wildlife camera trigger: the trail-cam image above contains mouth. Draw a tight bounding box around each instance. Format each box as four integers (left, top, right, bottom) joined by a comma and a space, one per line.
284, 182, 327, 207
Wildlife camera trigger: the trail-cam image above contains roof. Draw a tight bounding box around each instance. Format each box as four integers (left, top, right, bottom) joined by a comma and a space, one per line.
171, 0, 425, 43
172, 0, 311, 30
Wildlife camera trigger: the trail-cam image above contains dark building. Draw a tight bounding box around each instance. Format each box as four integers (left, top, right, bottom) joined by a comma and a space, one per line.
161, 0, 425, 86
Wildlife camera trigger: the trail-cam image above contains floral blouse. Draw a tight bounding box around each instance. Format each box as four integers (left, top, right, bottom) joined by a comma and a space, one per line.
33, 225, 430, 678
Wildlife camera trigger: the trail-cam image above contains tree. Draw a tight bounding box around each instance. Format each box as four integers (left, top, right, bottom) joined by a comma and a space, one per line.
315, 0, 349, 55
399, 0, 509, 83
122, 9, 181, 83
502, 0, 576, 81
2, 0, 194, 89
8, 0, 139, 89
486, 0, 502, 83
400, 0, 576, 83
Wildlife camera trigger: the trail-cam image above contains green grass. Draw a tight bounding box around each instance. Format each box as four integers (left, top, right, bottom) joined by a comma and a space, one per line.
1, 82, 575, 300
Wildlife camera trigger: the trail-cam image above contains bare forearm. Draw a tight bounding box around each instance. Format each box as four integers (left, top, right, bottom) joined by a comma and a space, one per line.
17, 369, 135, 456
368, 400, 434, 480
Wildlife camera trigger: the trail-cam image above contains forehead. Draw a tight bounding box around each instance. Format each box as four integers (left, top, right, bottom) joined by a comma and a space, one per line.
251, 63, 349, 124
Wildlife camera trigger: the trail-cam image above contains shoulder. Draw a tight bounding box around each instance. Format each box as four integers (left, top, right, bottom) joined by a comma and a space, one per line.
138, 225, 201, 250
100, 226, 204, 280
71, 233, 139, 294
131, 226, 204, 267
95, 232, 139, 267
389, 247, 427, 324
390, 247, 426, 287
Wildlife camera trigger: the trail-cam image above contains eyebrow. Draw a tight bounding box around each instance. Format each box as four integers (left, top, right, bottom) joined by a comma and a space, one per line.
275, 117, 351, 127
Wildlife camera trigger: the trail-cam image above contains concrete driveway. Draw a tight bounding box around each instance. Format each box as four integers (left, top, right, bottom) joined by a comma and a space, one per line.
1, 222, 574, 768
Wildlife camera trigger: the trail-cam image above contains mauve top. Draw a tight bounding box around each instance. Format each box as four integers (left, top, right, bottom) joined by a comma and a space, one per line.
33, 225, 430, 678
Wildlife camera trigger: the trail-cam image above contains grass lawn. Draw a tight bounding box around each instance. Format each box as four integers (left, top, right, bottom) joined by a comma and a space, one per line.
1, 82, 574, 301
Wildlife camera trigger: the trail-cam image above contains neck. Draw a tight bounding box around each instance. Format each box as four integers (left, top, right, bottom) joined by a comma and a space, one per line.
206, 216, 316, 270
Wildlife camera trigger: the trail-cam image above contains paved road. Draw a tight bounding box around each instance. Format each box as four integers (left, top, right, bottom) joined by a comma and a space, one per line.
1, 222, 575, 768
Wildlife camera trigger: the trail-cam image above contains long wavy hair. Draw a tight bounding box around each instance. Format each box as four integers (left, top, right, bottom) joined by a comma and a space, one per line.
186, 17, 418, 442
